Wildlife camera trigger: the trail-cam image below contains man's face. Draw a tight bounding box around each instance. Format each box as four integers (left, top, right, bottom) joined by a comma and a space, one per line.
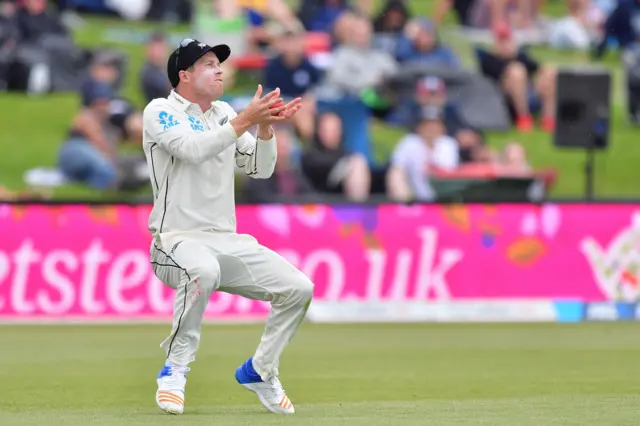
385, 9, 406, 31
415, 28, 435, 51
25, 0, 46, 14
92, 99, 112, 119
495, 36, 516, 57
279, 35, 303, 57
148, 40, 168, 66
318, 113, 342, 150
182, 52, 224, 99
91, 63, 119, 86
351, 18, 372, 48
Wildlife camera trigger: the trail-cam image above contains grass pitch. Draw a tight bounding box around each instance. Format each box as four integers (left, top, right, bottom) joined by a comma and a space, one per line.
0, 323, 639, 425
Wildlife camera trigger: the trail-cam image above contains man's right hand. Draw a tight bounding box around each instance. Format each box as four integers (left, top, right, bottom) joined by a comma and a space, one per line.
242, 85, 287, 124
231, 85, 299, 136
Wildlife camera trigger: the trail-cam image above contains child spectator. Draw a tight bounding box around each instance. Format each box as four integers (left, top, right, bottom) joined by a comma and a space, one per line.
387, 107, 459, 201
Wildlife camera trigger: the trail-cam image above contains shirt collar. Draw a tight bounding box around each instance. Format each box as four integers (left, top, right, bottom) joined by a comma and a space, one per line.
168, 90, 193, 112
169, 90, 218, 115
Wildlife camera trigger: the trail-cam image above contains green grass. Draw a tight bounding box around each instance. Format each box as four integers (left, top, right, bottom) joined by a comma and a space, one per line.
1, 323, 640, 425
1, 1, 639, 199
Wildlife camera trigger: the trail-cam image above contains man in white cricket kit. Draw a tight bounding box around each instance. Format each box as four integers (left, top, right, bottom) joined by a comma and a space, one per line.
142, 38, 312, 416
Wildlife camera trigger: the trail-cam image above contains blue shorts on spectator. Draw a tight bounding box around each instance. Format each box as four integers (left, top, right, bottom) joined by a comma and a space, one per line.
58, 139, 117, 189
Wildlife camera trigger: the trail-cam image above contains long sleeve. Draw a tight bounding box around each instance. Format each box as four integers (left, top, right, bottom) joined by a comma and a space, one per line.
235, 131, 277, 179
143, 100, 238, 164
214, 101, 277, 179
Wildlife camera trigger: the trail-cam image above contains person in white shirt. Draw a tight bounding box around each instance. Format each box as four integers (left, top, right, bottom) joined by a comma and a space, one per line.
143, 38, 306, 416
387, 107, 459, 201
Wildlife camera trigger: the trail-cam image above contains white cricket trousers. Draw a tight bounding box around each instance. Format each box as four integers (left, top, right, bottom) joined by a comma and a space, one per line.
150, 230, 314, 381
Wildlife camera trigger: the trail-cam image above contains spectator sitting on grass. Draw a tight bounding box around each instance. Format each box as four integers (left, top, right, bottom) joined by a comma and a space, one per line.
140, 32, 171, 104
301, 112, 371, 201
386, 107, 460, 202
0, 1, 19, 90
244, 125, 316, 202
58, 82, 119, 190
320, 12, 397, 163
394, 17, 460, 69
82, 53, 144, 144
16, 0, 67, 43
477, 21, 557, 133
264, 25, 321, 140
387, 75, 486, 162
594, 0, 640, 58
371, 0, 412, 56
387, 76, 458, 130
549, 0, 604, 50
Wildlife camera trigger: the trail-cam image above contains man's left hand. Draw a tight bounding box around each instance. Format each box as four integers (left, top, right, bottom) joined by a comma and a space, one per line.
266, 97, 303, 122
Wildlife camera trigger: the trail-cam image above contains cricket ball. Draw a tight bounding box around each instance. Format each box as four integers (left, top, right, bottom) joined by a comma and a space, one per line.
270, 101, 285, 116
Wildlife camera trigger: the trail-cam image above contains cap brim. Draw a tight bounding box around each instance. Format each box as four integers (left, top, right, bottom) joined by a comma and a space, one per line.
167, 43, 232, 88
200, 44, 231, 64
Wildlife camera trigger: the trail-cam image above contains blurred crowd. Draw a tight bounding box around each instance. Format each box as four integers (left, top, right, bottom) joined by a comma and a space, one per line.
0, 0, 633, 202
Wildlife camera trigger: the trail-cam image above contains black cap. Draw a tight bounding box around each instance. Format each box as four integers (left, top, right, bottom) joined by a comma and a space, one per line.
167, 39, 231, 88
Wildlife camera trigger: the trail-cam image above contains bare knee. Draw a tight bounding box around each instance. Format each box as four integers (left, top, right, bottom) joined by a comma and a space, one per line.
536, 64, 557, 93
347, 154, 369, 177
342, 154, 371, 201
502, 62, 528, 88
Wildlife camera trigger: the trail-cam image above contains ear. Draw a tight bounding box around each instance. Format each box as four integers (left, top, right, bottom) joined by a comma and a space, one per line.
178, 69, 189, 84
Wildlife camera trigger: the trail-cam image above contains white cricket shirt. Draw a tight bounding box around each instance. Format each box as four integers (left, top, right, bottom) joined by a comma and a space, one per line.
142, 90, 277, 242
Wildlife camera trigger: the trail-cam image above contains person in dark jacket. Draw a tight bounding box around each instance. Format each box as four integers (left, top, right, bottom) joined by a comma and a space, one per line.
139, 32, 171, 103
244, 126, 316, 202
594, 0, 640, 58
17, 0, 67, 42
301, 112, 371, 201
263, 27, 321, 141
371, 0, 412, 55
263, 28, 321, 98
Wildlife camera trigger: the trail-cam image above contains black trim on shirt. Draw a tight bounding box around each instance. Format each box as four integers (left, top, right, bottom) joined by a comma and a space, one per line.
152, 244, 191, 361
158, 157, 173, 233
150, 143, 160, 193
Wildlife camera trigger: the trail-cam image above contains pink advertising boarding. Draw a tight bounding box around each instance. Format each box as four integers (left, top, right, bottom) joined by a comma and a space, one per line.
0, 203, 638, 321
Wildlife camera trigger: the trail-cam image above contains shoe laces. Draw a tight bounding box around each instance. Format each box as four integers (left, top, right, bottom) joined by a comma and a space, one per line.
164, 365, 190, 391
266, 377, 286, 398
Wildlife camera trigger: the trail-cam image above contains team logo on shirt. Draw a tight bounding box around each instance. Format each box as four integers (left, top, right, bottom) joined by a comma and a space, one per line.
158, 111, 179, 130
188, 116, 205, 132
219, 115, 228, 125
